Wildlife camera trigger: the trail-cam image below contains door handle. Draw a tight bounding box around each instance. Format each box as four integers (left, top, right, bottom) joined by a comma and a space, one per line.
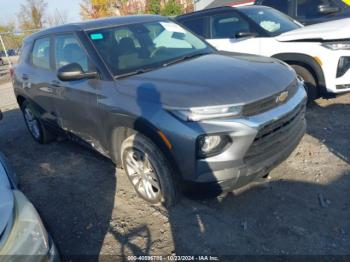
22, 74, 29, 81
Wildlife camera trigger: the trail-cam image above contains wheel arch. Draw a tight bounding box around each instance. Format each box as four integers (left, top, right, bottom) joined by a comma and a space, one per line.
109, 118, 181, 179
272, 53, 327, 94
16, 95, 27, 109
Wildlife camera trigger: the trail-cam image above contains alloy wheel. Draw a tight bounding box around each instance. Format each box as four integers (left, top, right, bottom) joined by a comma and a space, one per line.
23, 107, 41, 140
124, 149, 161, 201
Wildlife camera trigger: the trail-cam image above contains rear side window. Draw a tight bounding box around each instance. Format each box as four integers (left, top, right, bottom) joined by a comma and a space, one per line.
18, 42, 31, 64
32, 37, 50, 70
54, 34, 89, 72
180, 17, 208, 38
260, 0, 289, 14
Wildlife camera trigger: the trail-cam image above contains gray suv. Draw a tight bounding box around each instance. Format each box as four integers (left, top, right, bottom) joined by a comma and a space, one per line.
13, 15, 307, 206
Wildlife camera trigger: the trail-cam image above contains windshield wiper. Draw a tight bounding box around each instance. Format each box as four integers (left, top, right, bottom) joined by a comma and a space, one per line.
162, 52, 210, 67
115, 68, 155, 79
114, 52, 210, 79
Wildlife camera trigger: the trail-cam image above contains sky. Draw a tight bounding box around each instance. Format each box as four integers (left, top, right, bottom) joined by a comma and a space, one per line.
1, 0, 82, 25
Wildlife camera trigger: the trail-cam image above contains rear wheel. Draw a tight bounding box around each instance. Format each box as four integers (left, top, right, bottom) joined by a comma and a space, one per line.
121, 133, 179, 207
290, 64, 319, 101
21, 101, 55, 144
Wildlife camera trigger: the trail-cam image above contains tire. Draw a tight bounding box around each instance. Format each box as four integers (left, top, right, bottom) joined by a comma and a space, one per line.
21, 101, 55, 144
121, 133, 179, 207
290, 64, 319, 101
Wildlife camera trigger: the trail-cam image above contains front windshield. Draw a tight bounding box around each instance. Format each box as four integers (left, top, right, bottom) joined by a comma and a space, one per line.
240, 7, 301, 36
88, 20, 213, 76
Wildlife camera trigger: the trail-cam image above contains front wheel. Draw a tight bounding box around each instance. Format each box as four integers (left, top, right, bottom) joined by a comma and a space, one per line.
121, 133, 179, 207
290, 64, 319, 101
21, 101, 55, 144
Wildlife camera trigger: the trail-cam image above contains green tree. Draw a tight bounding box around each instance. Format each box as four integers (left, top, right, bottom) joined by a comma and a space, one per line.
0, 22, 24, 52
160, 0, 182, 16
80, 0, 116, 20
146, 0, 161, 14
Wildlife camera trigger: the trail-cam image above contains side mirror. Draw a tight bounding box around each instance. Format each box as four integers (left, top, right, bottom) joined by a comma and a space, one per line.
318, 5, 340, 14
235, 31, 257, 39
57, 63, 98, 81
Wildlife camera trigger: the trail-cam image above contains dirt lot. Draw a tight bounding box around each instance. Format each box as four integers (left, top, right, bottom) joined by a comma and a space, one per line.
0, 79, 349, 259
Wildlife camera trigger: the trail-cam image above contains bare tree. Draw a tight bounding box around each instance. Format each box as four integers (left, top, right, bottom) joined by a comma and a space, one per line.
18, 0, 48, 30
47, 9, 68, 27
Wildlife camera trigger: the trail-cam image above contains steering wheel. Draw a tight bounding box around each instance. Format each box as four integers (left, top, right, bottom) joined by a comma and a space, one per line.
150, 47, 166, 58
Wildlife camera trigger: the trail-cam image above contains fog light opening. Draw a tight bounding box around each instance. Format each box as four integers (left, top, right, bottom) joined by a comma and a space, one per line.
197, 134, 231, 158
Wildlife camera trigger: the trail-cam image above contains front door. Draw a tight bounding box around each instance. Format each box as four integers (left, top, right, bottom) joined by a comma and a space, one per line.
52, 33, 102, 148
206, 11, 261, 55
23, 36, 58, 125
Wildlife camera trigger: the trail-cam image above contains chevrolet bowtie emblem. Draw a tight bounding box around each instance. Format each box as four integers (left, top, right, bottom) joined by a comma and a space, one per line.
276, 91, 289, 103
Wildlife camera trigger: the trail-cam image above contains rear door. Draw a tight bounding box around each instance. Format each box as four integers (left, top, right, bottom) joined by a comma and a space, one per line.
17, 36, 58, 125
206, 11, 262, 55
52, 33, 104, 149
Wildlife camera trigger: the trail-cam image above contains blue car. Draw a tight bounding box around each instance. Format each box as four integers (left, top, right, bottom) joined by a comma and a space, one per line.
206, 0, 350, 25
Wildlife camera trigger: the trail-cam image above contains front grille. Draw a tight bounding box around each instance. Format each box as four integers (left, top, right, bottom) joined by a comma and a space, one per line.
244, 102, 306, 163
242, 79, 298, 117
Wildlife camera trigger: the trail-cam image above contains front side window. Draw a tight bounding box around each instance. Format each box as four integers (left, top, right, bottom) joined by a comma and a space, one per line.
32, 37, 50, 70
210, 12, 253, 39
54, 34, 89, 71
297, 0, 341, 18
260, 0, 290, 14
180, 17, 209, 38
240, 7, 301, 36
88, 20, 212, 76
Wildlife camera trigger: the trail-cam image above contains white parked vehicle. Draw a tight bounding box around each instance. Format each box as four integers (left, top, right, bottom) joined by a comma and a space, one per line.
176, 6, 350, 99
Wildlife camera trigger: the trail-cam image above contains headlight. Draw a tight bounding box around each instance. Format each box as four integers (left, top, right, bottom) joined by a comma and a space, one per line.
337, 57, 350, 77
169, 104, 242, 121
0, 191, 50, 256
197, 134, 231, 158
322, 41, 350, 50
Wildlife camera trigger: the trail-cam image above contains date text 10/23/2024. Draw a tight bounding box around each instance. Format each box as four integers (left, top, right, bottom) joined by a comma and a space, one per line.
127, 255, 220, 261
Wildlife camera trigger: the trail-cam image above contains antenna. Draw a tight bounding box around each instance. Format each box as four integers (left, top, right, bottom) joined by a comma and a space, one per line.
55, 8, 65, 24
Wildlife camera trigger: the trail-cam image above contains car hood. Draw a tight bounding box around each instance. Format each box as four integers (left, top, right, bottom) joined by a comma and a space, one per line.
116, 52, 296, 108
0, 159, 14, 238
276, 18, 350, 41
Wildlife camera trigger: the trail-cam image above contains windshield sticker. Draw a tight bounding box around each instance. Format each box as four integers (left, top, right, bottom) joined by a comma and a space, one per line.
260, 21, 281, 33
160, 22, 186, 33
90, 33, 104, 40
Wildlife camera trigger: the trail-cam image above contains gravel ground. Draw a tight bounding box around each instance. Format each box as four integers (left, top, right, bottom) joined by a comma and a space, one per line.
0, 81, 349, 259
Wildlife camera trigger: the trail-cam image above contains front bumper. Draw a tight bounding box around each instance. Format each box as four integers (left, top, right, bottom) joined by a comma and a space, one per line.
321, 50, 350, 93
190, 84, 307, 191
